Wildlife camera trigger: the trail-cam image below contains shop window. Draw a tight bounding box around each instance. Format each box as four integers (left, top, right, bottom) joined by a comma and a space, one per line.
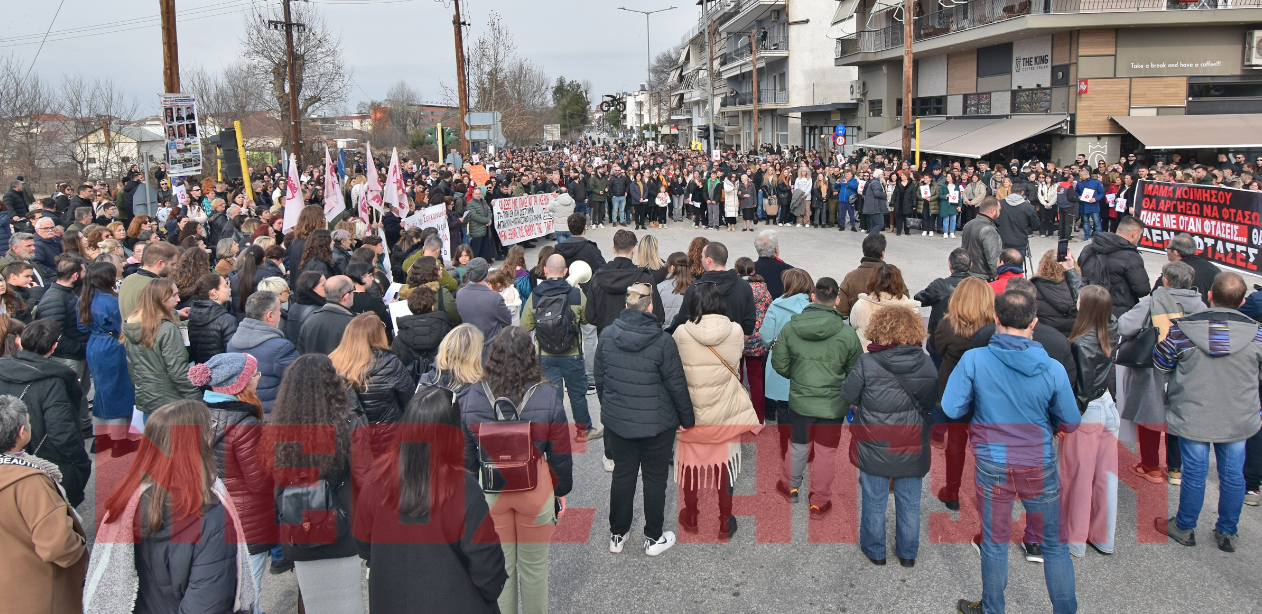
964, 93, 991, 115
868, 99, 883, 117
913, 96, 945, 116
1012, 88, 1052, 113
1188, 82, 1262, 99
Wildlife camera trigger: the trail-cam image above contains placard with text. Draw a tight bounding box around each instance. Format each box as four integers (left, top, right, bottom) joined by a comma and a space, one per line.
1135, 180, 1261, 275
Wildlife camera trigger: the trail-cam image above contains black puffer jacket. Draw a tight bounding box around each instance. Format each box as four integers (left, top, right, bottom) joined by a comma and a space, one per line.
133, 492, 239, 614
586, 257, 663, 332
914, 271, 969, 346
1078, 231, 1150, 316
594, 308, 694, 439
1071, 328, 1115, 412
841, 345, 937, 478
208, 399, 276, 554
392, 311, 454, 374
34, 282, 88, 359
1033, 271, 1084, 336
668, 269, 756, 335
355, 349, 416, 425
0, 351, 89, 506
284, 291, 322, 345
458, 381, 573, 497
187, 299, 239, 364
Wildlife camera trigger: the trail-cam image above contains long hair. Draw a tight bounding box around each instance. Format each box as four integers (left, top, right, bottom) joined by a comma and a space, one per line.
634, 235, 662, 270
532, 245, 554, 278
435, 324, 484, 386
1035, 249, 1078, 282
947, 277, 996, 338
79, 261, 118, 327
502, 245, 527, 275
665, 252, 692, 295
62, 229, 83, 256
127, 215, 151, 239
235, 245, 265, 313
407, 256, 441, 287
102, 400, 216, 536
1069, 285, 1114, 355
330, 313, 391, 391
483, 327, 541, 404
686, 236, 709, 279
300, 229, 333, 270
265, 355, 353, 478
866, 263, 909, 298
292, 205, 325, 240
0, 315, 23, 357
177, 222, 202, 245
129, 278, 179, 348
171, 247, 210, 300
378, 387, 465, 519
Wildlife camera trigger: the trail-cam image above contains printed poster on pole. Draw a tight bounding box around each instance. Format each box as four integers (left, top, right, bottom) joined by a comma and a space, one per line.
159, 93, 202, 175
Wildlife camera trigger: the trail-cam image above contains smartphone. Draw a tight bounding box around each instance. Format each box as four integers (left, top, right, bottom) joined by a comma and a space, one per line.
1057, 239, 1069, 262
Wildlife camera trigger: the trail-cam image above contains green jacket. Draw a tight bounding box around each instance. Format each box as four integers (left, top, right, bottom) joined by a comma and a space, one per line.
400, 251, 459, 293
122, 319, 200, 414
588, 175, 609, 202
939, 183, 960, 217
465, 197, 492, 238
520, 279, 588, 356
118, 269, 158, 320
771, 304, 862, 419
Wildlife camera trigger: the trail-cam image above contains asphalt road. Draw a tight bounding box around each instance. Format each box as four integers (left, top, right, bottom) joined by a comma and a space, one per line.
78, 222, 1262, 613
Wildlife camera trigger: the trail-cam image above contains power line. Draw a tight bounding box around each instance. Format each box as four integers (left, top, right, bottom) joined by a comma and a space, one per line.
0, 1, 255, 48
23, 0, 67, 78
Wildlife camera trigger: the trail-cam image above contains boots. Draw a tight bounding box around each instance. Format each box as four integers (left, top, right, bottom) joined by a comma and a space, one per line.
719, 516, 738, 542
679, 508, 699, 534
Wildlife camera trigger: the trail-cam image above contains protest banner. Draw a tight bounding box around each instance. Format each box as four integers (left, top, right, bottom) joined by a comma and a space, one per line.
467, 164, 489, 186
1135, 180, 1262, 275
402, 204, 451, 264
493, 192, 556, 245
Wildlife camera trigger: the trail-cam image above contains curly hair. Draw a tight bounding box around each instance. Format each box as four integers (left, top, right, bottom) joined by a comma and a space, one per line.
1035, 249, 1077, 282
265, 355, 353, 479
482, 327, 543, 404
300, 229, 333, 270
686, 236, 709, 279
865, 305, 927, 346
407, 256, 441, 286
171, 247, 210, 300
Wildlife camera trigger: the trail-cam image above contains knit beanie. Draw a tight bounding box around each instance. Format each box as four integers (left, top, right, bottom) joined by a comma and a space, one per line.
465, 257, 489, 283
188, 353, 258, 395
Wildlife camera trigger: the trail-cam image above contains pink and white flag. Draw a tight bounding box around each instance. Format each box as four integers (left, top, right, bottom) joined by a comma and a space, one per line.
361, 143, 384, 223
382, 147, 410, 219
323, 145, 346, 222
282, 154, 303, 233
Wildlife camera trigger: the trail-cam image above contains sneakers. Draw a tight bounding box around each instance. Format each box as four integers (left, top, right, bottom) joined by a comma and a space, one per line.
921, 231, 927, 236
269, 558, 294, 574
957, 599, 984, 614
586, 384, 597, 395
1157, 516, 1195, 546
1130, 462, 1164, 484
928, 231, 935, 237
644, 531, 676, 556
1167, 469, 1182, 485
943, 233, 949, 239
809, 501, 833, 520
1212, 530, 1236, 553
1246, 490, 1260, 506
775, 480, 799, 503
586, 426, 604, 440
795, 223, 802, 227
603, 458, 615, 472
1022, 542, 1044, 563
971, 534, 982, 555
609, 533, 626, 554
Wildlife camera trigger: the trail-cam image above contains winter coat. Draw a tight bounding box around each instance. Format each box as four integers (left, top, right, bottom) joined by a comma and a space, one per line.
0, 210, 12, 254
350, 292, 394, 342
355, 472, 506, 614
657, 278, 684, 328
283, 291, 322, 346
861, 178, 887, 215
939, 183, 960, 217
960, 214, 1002, 280
841, 345, 937, 478
391, 311, 454, 375
838, 258, 883, 316
553, 237, 607, 272
464, 197, 492, 238
594, 308, 695, 439
454, 283, 511, 357
849, 292, 922, 349
207, 397, 276, 553
187, 299, 239, 364
35, 283, 88, 360
588, 175, 609, 202
914, 272, 969, 350
758, 293, 811, 402
354, 349, 416, 425
117, 268, 158, 320
226, 318, 298, 413
754, 257, 793, 299
587, 257, 664, 332
964, 181, 988, 208
0, 455, 87, 614
1155, 308, 1262, 443
1078, 231, 1150, 316
1070, 329, 1114, 412
1160, 254, 1220, 306
300, 257, 336, 280
668, 269, 756, 335
520, 279, 587, 355
80, 291, 135, 420
297, 303, 355, 355
1033, 271, 1084, 336
122, 319, 200, 414
997, 194, 1041, 249
0, 352, 90, 506
771, 304, 863, 419
1116, 288, 1206, 425
723, 179, 740, 217
893, 181, 918, 215
673, 314, 759, 429
608, 173, 629, 197
989, 266, 1025, 295
775, 181, 793, 209
934, 319, 975, 402
458, 381, 573, 497
1075, 178, 1105, 214
738, 181, 757, 210
1037, 182, 1056, 209
34, 236, 62, 273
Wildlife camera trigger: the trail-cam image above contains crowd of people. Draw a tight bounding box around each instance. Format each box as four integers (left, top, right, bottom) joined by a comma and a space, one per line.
0, 139, 1259, 614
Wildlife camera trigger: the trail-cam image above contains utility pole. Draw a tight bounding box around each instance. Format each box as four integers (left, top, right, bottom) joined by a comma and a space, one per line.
900, 0, 914, 161
706, 2, 716, 155
159, 0, 179, 92
453, 0, 470, 160
269, 0, 304, 167
750, 30, 758, 153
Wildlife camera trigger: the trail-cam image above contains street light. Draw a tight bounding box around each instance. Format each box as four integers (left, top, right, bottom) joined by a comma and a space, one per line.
618, 5, 676, 137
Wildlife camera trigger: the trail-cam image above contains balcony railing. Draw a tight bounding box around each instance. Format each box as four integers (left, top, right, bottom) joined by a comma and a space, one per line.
835, 0, 1262, 57
719, 90, 788, 107
760, 90, 789, 104
719, 34, 789, 66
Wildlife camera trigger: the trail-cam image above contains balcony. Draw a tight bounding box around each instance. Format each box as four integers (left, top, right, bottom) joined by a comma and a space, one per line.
719, 33, 789, 67
719, 0, 786, 33
718, 90, 789, 109
835, 0, 1262, 59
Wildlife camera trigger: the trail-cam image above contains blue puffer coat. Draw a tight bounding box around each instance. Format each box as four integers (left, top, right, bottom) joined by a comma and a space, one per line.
757, 293, 810, 402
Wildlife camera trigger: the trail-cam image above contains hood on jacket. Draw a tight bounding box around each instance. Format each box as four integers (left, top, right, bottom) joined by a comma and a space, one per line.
0, 351, 78, 385
1176, 308, 1261, 357
594, 258, 648, 294
553, 238, 597, 259
680, 313, 740, 347
870, 344, 929, 375
768, 293, 811, 318
229, 318, 284, 350
608, 309, 666, 352
793, 304, 848, 341
534, 277, 574, 297
996, 264, 1024, 277
1088, 231, 1136, 255
695, 268, 742, 296
986, 334, 1051, 376
0, 461, 51, 493
1004, 194, 1028, 206
188, 299, 230, 327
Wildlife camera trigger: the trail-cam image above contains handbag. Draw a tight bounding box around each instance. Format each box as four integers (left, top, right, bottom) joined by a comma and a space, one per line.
475, 382, 543, 493
1116, 289, 1182, 368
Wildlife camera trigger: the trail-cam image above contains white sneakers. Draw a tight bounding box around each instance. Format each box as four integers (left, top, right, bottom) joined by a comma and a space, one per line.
951, 233, 957, 239
609, 533, 625, 553
943, 233, 949, 239
644, 531, 676, 556
921, 231, 927, 236
603, 458, 615, 472
928, 231, 935, 237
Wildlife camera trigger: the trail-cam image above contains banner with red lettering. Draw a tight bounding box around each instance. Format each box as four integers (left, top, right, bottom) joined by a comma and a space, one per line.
492, 193, 557, 245
1135, 180, 1261, 275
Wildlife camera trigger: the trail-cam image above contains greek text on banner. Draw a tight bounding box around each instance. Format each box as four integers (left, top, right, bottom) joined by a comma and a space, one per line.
1135, 180, 1261, 275
493, 193, 556, 245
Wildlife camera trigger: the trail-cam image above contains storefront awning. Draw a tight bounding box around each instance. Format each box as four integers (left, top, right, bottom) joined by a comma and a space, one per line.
1109, 114, 1262, 150
856, 115, 1068, 158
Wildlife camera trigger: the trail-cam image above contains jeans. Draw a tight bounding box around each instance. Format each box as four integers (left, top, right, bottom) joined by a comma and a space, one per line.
611, 196, 627, 223
553, 230, 572, 244
607, 429, 674, 540
1175, 438, 1247, 535
838, 201, 857, 228
1082, 211, 1101, 239
574, 200, 588, 215
539, 354, 590, 428
672, 194, 686, 220
249, 552, 268, 614
866, 213, 884, 234
942, 214, 958, 235
1058, 391, 1119, 556
859, 471, 922, 561
975, 457, 1077, 614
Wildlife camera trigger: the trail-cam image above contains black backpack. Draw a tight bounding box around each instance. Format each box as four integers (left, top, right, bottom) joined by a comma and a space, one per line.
532, 287, 581, 355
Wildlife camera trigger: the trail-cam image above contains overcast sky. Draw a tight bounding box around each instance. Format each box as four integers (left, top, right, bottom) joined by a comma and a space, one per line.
5, 0, 699, 115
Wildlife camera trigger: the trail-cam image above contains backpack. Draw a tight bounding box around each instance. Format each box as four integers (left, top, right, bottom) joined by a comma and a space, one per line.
1078, 246, 1111, 289
475, 382, 543, 493
532, 287, 581, 355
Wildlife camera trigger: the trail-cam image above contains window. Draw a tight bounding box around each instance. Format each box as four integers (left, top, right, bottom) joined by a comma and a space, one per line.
964, 93, 991, 115
1012, 88, 1052, 113
868, 99, 883, 117
976, 42, 1014, 77
913, 96, 945, 116
1188, 82, 1262, 99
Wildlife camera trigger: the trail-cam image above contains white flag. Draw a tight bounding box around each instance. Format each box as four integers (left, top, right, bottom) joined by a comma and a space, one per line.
382, 147, 409, 219
378, 225, 391, 279
323, 145, 346, 222
282, 154, 303, 233
362, 143, 384, 223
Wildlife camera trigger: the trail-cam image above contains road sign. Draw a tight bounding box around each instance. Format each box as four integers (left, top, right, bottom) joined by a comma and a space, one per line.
1078, 79, 1089, 94
465, 129, 492, 140
835, 135, 847, 146
834, 125, 846, 135
544, 124, 561, 141
465, 111, 501, 126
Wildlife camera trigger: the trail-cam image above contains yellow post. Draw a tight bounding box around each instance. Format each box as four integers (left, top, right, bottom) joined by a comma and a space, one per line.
234, 120, 254, 201
436, 121, 444, 165
914, 119, 921, 168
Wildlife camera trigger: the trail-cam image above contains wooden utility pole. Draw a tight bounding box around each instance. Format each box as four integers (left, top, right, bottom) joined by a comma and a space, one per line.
750, 30, 759, 153
453, 0, 470, 160
900, 0, 914, 161
159, 0, 179, 92
269, 0, 304, 167
706, 10, 716, 154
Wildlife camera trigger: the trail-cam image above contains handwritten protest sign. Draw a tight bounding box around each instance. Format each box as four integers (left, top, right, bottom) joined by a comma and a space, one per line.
402, 204, 451, 264
493, 193, 556, 245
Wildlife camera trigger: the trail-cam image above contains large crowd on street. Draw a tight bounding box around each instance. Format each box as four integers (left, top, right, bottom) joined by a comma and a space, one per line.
0, 138, 1260, 614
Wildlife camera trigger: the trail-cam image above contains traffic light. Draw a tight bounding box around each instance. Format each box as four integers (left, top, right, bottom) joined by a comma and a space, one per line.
208, 128, 242, 180
442, 126, 459, 146
422, 126, 439, 145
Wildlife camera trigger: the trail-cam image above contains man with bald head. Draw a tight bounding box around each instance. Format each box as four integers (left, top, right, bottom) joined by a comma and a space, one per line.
522, 253, 600, 441
298, 275, 357, 355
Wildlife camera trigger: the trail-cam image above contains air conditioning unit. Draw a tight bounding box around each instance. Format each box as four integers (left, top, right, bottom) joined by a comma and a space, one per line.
770, 9, 780, 21
1247, 30, 1262, 67
849, 80, 866, 100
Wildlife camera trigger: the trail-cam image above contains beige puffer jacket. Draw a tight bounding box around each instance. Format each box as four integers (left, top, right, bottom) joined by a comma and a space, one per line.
849, 292, 923, 349
672, 314, 759, 430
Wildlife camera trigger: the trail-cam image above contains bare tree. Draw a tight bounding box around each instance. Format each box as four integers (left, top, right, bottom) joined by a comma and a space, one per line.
648, 43, 685, 90
447, 12, 551, 146
58, 76, 142, 182
240, 1, 352, 156
0, 54, 65, 190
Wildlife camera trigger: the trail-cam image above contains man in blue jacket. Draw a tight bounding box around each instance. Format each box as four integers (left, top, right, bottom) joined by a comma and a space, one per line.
227, 291, 298, 413
1074, 168, 1104, 241
942, 289, 1080, 614
835, 170, 860, 232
